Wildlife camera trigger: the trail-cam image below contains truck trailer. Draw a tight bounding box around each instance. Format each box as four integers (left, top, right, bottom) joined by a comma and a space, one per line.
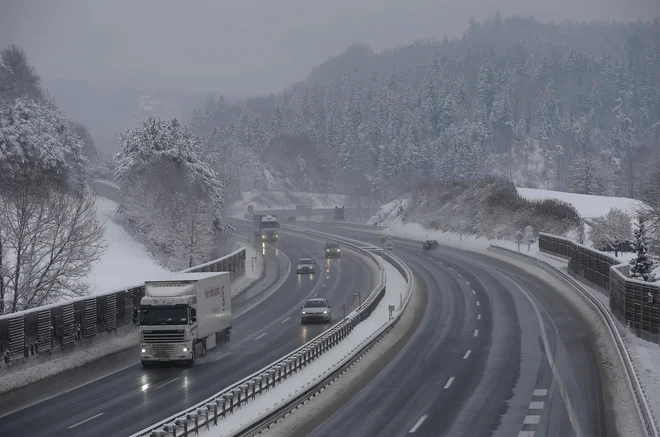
139, 272, 231, 366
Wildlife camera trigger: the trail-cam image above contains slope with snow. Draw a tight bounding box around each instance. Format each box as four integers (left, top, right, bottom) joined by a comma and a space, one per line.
516, 187, 646, 218
84, 196, 170, 296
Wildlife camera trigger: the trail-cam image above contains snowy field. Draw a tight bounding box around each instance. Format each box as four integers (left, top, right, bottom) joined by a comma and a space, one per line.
84, 196, 170, 296
516, 187, 646, 218
196, 256, 410, 437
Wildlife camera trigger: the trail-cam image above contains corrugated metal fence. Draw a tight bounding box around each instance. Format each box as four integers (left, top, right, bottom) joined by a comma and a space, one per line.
0, 248, 246, 367
539, 232, 660, 344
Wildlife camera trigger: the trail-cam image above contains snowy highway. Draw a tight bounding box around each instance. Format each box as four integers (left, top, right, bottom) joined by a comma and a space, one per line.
283, 222, 612, 437
0, 224, 378, 437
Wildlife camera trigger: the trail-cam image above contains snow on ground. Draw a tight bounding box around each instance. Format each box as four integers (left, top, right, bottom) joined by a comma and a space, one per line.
198, 255, 410, 437
85, 197, 170, 296
366, 198, 410, 226
516, 187, 645, 219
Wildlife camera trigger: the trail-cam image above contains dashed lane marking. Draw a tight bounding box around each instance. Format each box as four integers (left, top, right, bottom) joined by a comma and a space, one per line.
444, 377, 455, 389
281, 317, 290, 323
529, 401, 545, 409
523, 415, 541, 425
67, 413, 105, 429
477, 314, 482, 320
472, 289, 476, 294
463, 350, 471, 359
518, 432, 535, 437
466, 280, 470, 285
476, 301, 480, 307
409, 414, 427, 433
474, 329, 479, 337
533, 389, 547, 396
255, 332, 267, 340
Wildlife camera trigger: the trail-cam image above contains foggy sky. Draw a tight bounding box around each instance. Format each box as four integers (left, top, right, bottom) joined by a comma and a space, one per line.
1, 0, 659, 97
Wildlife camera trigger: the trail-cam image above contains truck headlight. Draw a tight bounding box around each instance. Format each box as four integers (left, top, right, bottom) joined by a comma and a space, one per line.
326, 249, 329, 252
141, 348, 147, 353
182, 347, 188, 352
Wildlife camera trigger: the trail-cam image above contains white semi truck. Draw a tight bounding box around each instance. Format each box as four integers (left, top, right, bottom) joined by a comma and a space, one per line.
138, 272, 231, 367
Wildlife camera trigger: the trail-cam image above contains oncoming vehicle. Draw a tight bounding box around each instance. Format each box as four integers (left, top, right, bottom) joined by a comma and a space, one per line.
422, 240, 439, 250
325, 241, 341, 258
296, 258, 315, 274
300, 298, 332, 323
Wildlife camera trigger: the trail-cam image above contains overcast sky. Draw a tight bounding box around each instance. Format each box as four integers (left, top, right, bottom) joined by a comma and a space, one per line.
1, 0, 658, 97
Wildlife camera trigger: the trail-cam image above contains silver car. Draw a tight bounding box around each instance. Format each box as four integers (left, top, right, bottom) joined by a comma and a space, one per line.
300, 298, 332, 324
296, 258, 315, 274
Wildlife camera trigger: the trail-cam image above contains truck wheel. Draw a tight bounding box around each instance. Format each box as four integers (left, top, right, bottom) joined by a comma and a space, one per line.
202, 342, 207, 357
141, 360, 150, 368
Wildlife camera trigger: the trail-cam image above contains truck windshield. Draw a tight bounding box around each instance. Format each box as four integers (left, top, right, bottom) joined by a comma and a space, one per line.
261, 222, 278, 229
140, 306, 188, 325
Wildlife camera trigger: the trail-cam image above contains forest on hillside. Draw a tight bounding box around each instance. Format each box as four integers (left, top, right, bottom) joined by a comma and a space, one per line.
190, 14, 660, 203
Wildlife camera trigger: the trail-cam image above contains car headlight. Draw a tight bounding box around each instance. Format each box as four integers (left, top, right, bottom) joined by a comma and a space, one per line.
182, 347, 188, 352
302, 311, 306, 314
326, 249, 329, 252
323, 310, 328, 314
338, 249, 340, 252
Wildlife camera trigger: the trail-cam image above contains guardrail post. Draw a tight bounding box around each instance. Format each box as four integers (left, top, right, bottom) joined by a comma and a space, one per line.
198, 408, 208, 431
248, 380, 256, 399
232, 388, 242, 409
163, 424, 176, 437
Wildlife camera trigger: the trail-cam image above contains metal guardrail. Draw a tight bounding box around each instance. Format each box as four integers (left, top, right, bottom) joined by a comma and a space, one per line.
539, 233, 660, 344
130, 235, 388, 437
489, 244, 659, 437
0, 248, 246, 369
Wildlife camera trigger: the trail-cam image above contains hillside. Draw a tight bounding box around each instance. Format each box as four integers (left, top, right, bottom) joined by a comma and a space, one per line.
189, 14, 660, 202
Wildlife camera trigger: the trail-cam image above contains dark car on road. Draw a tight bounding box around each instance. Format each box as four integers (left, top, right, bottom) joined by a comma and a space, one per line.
325, 241, 341, 258
422, 240, 439, 250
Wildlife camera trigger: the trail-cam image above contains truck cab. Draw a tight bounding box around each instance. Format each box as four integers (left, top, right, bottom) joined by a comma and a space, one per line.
139, 272, 231, 367
325, 241, 341, 258
260, 214, 279, 241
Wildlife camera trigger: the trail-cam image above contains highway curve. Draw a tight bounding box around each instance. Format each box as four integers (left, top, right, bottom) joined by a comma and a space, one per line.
299, 222, 612, 437
0, 228, 378, 437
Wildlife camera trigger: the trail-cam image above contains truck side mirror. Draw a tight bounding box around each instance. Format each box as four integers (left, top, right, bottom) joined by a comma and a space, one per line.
191, 308, 197, 323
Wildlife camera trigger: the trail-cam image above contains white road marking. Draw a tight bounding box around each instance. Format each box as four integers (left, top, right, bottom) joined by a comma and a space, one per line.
476, 301, 480, 307
322, 283, 326, 287
444, 377, 455, 389
314, 292, 318, 297
409, 414, 427, 433
67, 412, 105, 429
518, 432, 535, 437
463, 350, 471, 359
281, 317, 290, 323
474, 329, 479, 337
255, 332, 267, 340
533, 389, 547, 396
155, 377, 180, 389
477, 314, 482, 320
465, 280, 470, 285
472, 289, 476, 294
524, 415, 541, 425
529, 401, 545, 409
457, 273, 462, 277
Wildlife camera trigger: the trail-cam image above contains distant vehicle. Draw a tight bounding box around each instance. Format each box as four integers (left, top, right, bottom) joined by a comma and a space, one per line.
300, 298, 332, 323
253, 214, 279, 241
139, 272, 231, 367
385, 241, 394, 252
296, 258, 315, 274
325, 241, 341, 258
422, 240, 439, 250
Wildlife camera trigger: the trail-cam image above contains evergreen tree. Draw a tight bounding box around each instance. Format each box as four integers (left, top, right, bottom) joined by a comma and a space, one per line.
630, 216, 654, 281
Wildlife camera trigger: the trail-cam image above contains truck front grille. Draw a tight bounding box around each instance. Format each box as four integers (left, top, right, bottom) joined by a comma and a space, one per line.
143, 330, 185, 343
152, 344, 176, 358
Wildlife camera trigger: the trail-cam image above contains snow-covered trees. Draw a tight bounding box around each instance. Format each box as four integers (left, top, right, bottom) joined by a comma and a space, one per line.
115, 116, 227, 270
186, 15, 660, 199
589, 208, 632, 248
570, 155, 610, 195
630, 216, 654, 281
0, 80, 104, 314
